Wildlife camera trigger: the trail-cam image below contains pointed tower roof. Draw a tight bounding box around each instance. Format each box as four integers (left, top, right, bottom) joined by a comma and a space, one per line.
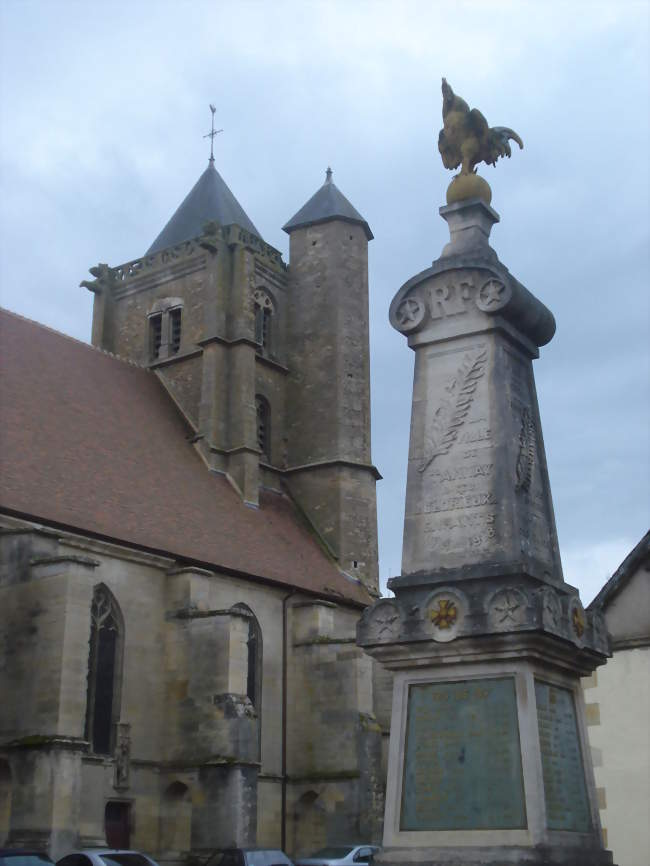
147, 161, 262, 254
283, 168, 373, 240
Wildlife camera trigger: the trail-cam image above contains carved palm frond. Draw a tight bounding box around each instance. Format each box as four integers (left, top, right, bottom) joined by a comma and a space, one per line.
419, 348, 488, 473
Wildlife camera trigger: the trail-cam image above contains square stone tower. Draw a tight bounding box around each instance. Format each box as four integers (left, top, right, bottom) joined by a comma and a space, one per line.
84, 161, 379, 596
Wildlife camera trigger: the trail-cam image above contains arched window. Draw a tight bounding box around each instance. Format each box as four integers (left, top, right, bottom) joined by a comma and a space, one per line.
256, 395, 271, 462
85, 585, 124, 755
253, 289, 274, 354
231, 604, 262, 712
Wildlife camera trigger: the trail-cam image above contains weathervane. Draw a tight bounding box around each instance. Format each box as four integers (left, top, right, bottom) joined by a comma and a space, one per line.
204, 104, 223, 164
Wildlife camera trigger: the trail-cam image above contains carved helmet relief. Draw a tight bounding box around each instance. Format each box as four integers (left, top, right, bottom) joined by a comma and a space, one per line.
364, 599, 401, 642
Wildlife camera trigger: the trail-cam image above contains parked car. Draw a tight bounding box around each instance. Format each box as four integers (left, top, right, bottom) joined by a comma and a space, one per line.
206, 850, 293, 866
56, 851, 159, 866
0, 851, 54, 866
294, 846, 378, 865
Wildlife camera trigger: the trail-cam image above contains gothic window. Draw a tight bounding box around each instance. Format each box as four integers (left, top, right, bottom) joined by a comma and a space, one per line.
169, 307, 182, 354
85, 585, 123, 755
256, 395, 270, 461
149, 313, 163, 360
253, 289, 274, 354
231, 604, 262, 712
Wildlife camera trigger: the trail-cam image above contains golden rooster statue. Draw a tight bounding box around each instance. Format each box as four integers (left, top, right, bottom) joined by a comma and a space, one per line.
438, 78, 523, 205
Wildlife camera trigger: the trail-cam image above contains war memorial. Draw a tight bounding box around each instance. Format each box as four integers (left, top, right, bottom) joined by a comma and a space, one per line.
357, 80, 615, 865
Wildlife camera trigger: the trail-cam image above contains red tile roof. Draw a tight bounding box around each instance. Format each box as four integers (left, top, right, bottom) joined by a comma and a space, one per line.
0, 309, 371, 606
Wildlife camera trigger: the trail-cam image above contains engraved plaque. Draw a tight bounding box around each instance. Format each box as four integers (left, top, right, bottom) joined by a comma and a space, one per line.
535, 681, 592, 831
400, 678, 526, 830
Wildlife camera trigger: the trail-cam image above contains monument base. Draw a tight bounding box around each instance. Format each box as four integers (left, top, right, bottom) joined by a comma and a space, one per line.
374, 843, 615, 866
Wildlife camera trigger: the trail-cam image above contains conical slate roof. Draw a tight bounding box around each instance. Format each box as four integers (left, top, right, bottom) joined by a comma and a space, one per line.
147, 160, 262, 254
283, 168, 373, 240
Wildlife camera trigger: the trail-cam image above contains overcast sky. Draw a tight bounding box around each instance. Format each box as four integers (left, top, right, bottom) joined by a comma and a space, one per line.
1, 0, 648, 603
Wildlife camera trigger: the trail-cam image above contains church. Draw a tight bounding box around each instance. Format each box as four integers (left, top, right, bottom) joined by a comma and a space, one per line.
0, 152, 390, 860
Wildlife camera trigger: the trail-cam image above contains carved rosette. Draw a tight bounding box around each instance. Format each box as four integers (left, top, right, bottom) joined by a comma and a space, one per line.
361, 599, 401, 643
488, 587, 528, 631
425, 588, 466, 642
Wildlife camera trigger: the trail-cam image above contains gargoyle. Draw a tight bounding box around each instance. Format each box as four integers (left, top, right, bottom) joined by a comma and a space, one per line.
79, 263, 114, 293
438, 78, 523, 176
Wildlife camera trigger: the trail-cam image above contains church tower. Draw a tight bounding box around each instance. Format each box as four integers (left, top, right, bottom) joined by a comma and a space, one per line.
283, 169, 380, 595
85, 159, 379, 595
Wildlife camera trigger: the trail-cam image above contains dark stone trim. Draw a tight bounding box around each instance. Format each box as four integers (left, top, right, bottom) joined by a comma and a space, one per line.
148, 347, 203, 369
255, 353, 289, 374
293, 636, 357, 647
611, 637, 650, 650
284, 458, 382, 480
3, 735, 89, 752
197, 334, 258, 350
30, 555, 100, 568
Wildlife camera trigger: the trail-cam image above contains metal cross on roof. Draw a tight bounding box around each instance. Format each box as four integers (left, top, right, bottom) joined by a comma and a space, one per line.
204, 104, 223, 163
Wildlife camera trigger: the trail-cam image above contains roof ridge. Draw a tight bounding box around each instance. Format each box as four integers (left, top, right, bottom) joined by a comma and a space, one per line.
0, 307, 148, 370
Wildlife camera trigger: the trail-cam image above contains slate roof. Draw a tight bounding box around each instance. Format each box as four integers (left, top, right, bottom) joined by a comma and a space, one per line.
283, 169, 373, 240
147, 161, 262, 254
0, 309, 371, 606
587, 530, 650, 611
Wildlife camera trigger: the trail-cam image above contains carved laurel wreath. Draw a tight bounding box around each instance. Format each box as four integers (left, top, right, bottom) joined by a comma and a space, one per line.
515, 407, 536, 492
419, 348, 488, 473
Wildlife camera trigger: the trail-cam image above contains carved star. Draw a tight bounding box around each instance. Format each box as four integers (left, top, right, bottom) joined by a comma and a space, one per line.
479, 279, 506, 307
494, 591, 521, 623
396, 298, 422, 326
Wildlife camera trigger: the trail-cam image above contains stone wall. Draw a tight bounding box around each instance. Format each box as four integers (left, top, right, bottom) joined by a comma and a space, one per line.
0, 517, 379, 860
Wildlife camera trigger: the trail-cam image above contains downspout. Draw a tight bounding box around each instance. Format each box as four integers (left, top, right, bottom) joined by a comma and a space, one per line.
281, 589, 297, 854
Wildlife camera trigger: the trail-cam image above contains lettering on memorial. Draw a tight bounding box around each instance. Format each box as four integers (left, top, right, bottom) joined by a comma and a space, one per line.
489, 588, 527, 630
428, 279, 472, 319
476, 278, 511, 312
535, 681, 591, 832
401, 678, 526, 830
419, 348, 488, 473
423, 490, 497, 514
515, 407, 536, 492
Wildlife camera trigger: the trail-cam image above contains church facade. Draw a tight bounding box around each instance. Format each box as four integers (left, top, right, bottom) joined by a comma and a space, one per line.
0, 159, 389, 860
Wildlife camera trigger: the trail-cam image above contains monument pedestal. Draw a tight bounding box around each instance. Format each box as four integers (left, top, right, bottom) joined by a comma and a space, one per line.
358, 196, 614, 865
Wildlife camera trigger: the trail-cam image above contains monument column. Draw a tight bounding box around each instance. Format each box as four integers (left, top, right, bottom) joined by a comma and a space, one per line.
358, 81, 614, 866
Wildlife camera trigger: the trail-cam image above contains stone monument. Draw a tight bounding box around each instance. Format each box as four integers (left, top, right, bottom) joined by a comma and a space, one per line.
358, 81, 614, 866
